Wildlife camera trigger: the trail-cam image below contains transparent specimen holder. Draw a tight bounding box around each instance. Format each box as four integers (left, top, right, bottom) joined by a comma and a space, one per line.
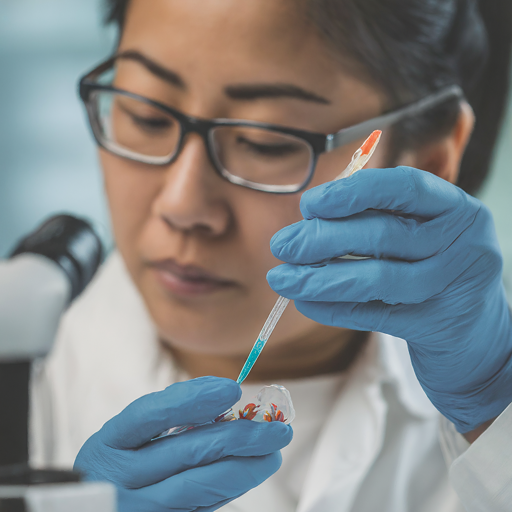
158, 384, 295, 438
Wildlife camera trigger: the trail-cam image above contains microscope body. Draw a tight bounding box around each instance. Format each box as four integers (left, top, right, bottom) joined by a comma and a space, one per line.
0, 254, 71, 467
0, 216, 116, 512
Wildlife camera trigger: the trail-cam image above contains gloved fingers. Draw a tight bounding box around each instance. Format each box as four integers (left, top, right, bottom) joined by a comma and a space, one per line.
128, 453, 283, 510
294, 298, 469, 347
100, 377, 241, 450
293, 299, 397, 334
116, 420, 292, 489
300, 166, 477, 221
270, 209, 476, 264
267, 252, 467, 305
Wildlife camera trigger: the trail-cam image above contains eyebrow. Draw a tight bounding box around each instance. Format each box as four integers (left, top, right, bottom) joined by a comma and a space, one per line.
116, 50, 331, 105
225, 83, 331, 104
117, 50, 186, 89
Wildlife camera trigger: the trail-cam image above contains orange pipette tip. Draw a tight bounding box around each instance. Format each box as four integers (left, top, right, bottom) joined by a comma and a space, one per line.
360, 130, 382, 156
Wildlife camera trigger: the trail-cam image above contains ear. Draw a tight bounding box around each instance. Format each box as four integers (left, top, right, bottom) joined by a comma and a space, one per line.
397, 101, 475, 184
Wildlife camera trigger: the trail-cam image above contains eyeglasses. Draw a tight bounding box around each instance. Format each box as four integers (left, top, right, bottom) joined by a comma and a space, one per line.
79, 56, 464, 194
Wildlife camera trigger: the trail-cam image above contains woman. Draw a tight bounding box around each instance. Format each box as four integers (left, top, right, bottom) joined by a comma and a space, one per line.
31, 0, 512, 511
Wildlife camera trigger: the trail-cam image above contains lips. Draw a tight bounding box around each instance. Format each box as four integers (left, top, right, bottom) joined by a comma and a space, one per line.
149, 259, 237, 297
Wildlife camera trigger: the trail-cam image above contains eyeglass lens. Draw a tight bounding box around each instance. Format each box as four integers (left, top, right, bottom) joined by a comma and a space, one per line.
92, 91, 181, 162
210, 126, 313, 187
89, 89, 314, 188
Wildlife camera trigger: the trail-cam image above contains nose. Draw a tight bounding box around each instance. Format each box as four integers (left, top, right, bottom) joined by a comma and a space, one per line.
152, 133, 232, 237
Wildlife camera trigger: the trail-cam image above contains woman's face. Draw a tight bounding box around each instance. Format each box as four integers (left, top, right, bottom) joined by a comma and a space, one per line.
101, 0, 388, 363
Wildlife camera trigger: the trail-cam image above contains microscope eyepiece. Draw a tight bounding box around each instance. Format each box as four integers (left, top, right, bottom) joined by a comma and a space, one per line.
10, 215, 103, 301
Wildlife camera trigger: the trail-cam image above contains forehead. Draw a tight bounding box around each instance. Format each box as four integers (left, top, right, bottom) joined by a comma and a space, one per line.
119, 0, 384, 132
122, 0, 345, 92
123, 0, 311, 52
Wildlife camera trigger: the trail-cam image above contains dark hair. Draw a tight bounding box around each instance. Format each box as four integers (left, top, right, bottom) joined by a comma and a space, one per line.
104, 0, 512, 195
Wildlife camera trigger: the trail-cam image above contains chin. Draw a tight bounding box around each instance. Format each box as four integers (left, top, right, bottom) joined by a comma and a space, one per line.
136, 270, 267, 356
149, 303, 252, 357
158, 327, 250, 357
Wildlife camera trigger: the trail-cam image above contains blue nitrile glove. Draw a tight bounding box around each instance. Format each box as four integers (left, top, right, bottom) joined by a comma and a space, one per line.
74, 376, 293, 512
268, 166, 512, 434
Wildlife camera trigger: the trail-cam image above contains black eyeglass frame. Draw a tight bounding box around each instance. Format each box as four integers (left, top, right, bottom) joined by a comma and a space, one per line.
79, 56, 465, 194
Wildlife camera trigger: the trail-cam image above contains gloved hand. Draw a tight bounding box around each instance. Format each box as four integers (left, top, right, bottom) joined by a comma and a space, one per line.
268, 166, 512, 434
74, 376, 293, 512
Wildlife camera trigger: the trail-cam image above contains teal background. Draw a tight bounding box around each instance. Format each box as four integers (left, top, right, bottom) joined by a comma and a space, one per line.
0, 0, 115, 255
479, 96, 512, 299
0, 0, 510, 299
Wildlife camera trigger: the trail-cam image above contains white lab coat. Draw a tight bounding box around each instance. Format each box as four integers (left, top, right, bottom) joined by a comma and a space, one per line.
30, 252, 512, 512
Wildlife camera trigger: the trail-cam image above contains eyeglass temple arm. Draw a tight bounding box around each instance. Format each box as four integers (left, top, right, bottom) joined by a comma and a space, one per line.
325, 85, 465, 152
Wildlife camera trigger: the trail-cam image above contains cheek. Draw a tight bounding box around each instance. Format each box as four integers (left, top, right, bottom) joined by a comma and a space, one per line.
238, 194, 303, 264
100, 151, 162, 267
230, 193, 319, 344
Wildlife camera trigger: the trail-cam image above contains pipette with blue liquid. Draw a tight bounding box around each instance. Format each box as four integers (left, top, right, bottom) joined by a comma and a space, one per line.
236, 130, 383, 384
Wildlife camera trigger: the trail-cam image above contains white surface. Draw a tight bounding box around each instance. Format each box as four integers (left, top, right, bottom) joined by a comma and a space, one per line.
26, 482, 116, 512
0, 482, 116, 512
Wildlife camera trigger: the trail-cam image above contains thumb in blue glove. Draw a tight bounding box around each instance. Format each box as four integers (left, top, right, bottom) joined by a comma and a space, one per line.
74, 376, 293, 512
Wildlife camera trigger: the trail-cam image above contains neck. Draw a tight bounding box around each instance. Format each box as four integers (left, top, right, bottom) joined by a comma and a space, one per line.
164, 327, 369, 383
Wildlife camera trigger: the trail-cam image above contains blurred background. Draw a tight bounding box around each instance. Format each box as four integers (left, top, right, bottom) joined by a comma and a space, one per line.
0, 0, 511, 299
0, 0, 115, 254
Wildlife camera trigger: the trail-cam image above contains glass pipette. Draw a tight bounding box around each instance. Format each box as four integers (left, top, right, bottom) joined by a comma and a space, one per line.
236, 130, 383, 385
236, 295, 291, 384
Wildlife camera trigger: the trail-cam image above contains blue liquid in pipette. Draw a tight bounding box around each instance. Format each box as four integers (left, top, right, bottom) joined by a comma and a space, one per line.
236, 295, 290, 384
237, 337, 266, 384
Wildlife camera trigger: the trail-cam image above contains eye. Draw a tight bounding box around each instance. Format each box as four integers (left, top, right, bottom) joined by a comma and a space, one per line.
129, 112, 174, 133
236, 135, 302, 157
115, 100, 175, 134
